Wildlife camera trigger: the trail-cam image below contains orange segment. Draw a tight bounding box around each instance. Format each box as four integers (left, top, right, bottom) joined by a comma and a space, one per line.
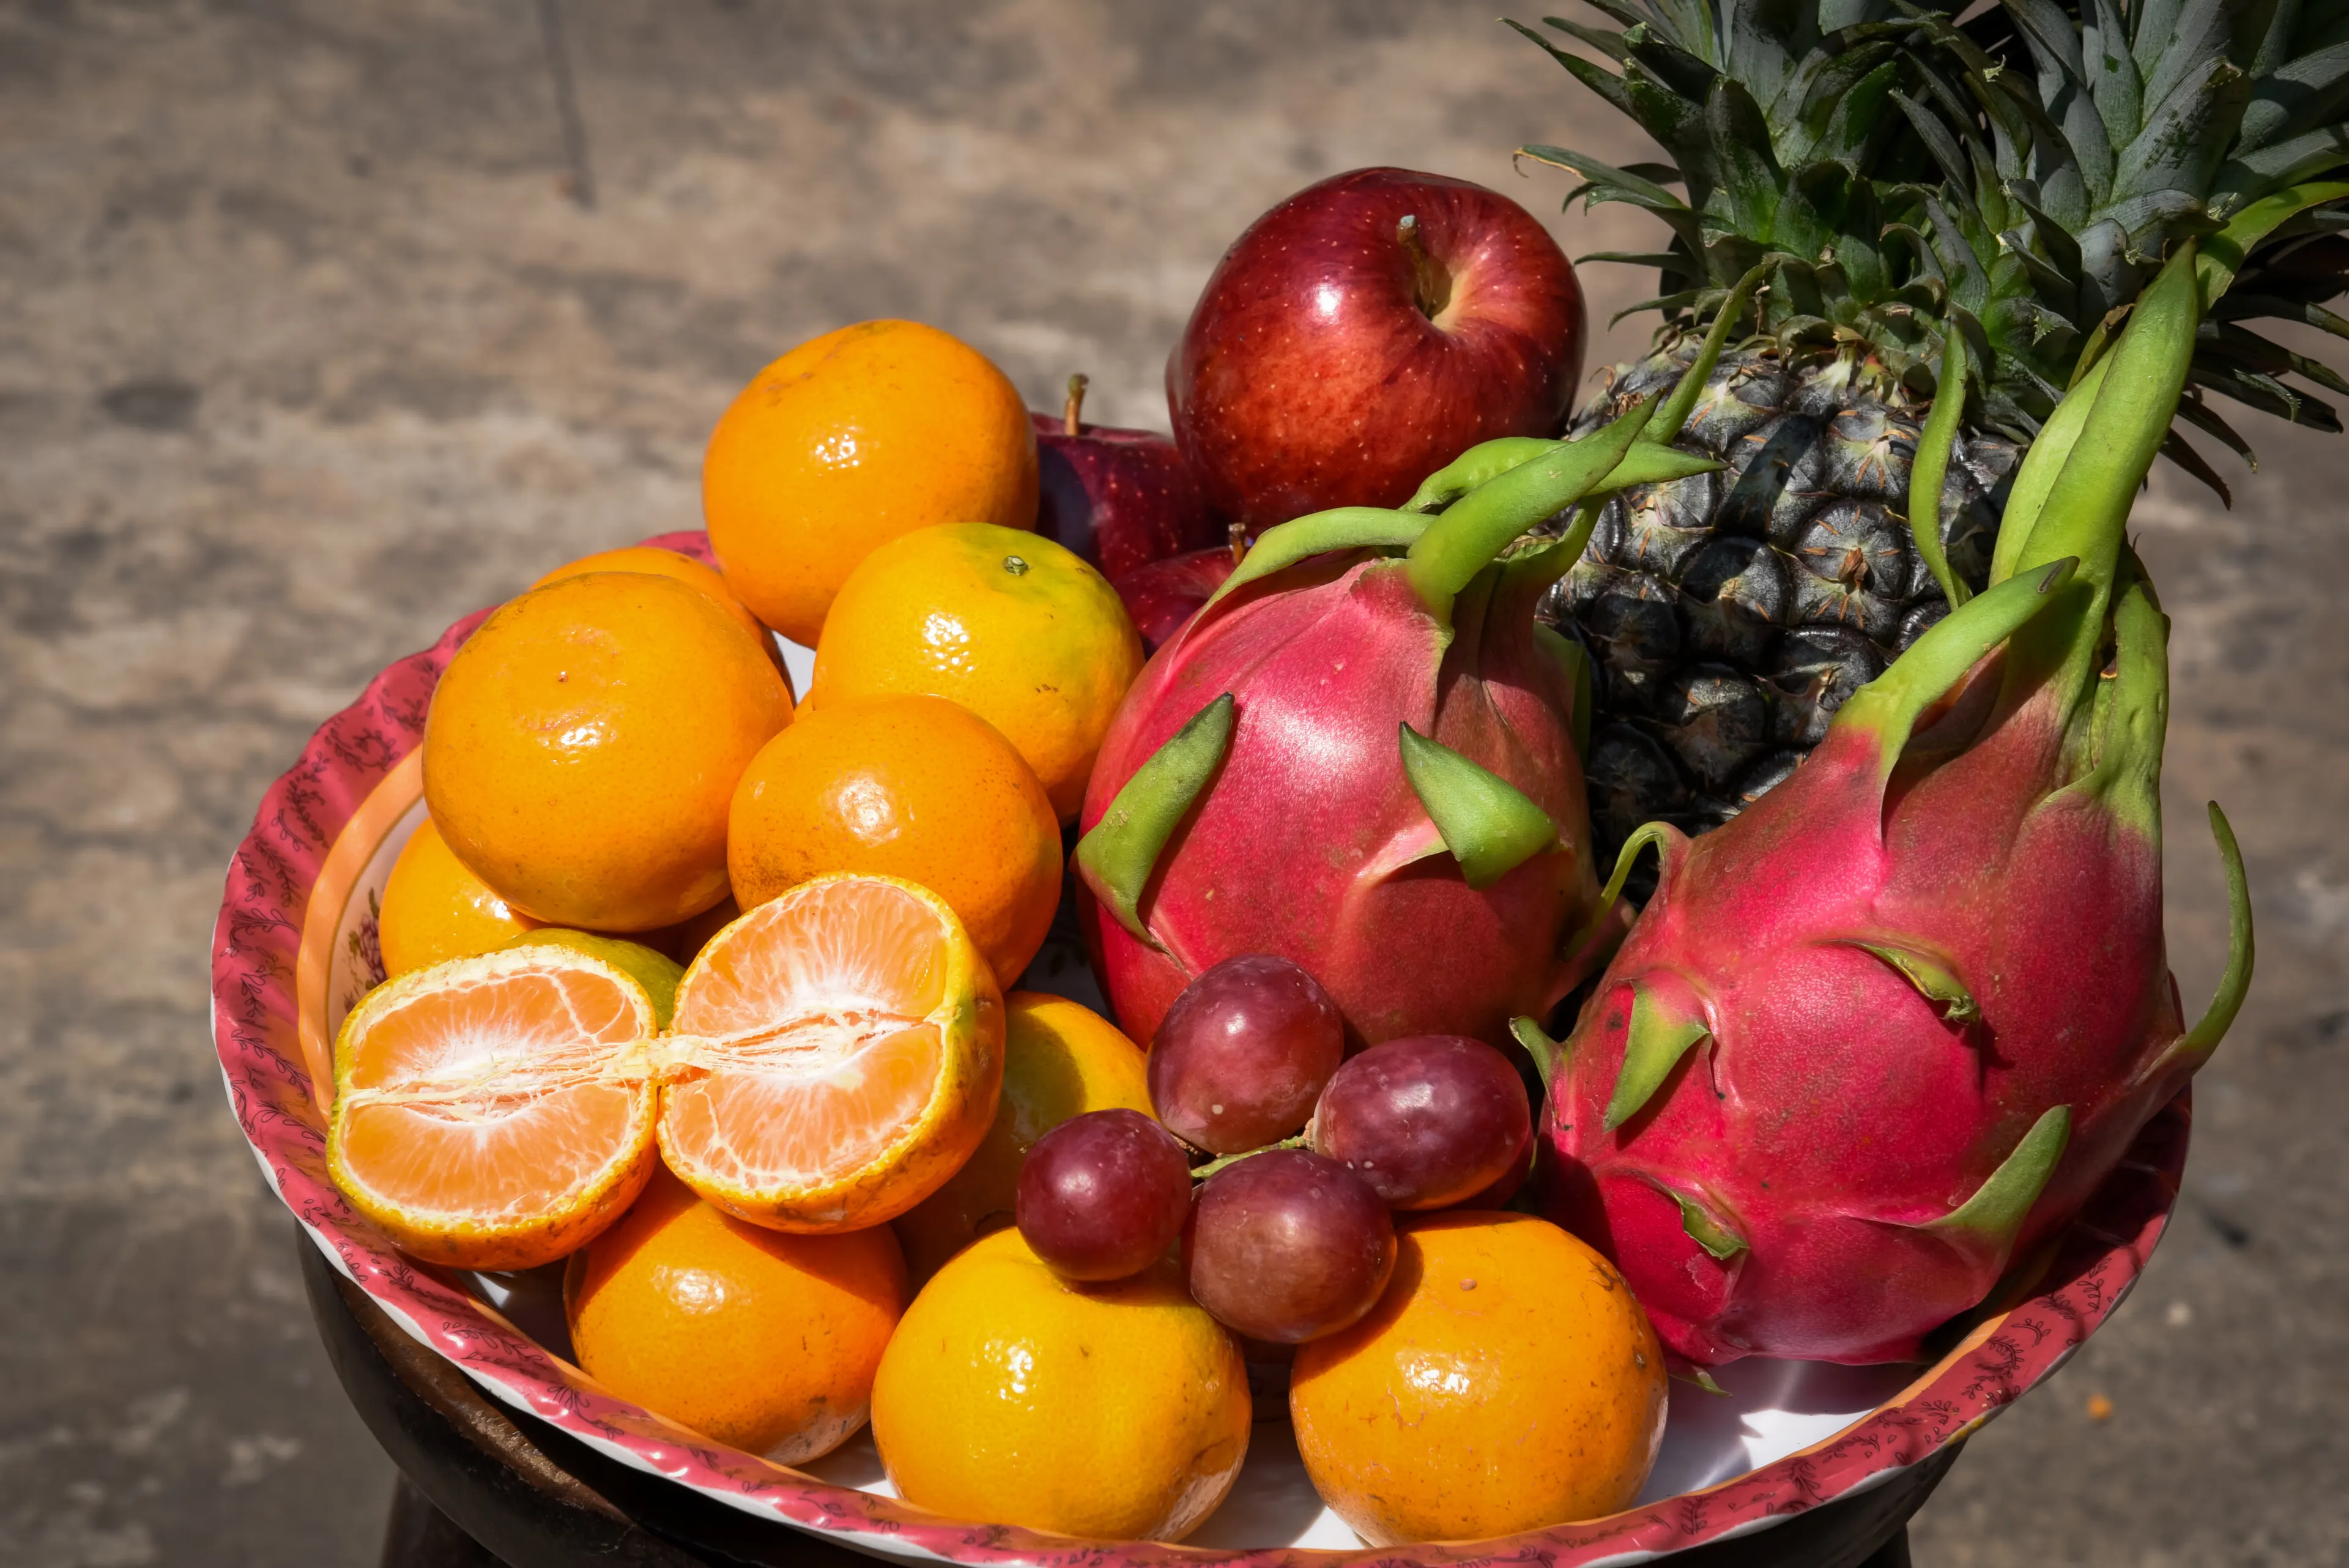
660, 874, 1004, 1233
327, 946, 661, 1270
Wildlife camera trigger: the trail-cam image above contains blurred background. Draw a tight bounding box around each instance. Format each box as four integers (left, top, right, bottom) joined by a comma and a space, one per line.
2, 2, 2343, 1563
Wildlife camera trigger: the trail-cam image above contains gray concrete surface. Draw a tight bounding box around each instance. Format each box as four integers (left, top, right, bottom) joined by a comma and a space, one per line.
1, 3, 2342, 1564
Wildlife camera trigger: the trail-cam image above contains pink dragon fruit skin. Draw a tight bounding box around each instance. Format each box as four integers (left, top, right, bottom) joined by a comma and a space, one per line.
1534, 250, 2254, 1366
1082, 548, 1590, 1049
1073, 388, 1732, 1052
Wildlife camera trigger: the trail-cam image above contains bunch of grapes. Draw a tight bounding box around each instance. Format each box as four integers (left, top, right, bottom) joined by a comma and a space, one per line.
1017, 954, 1534, 1345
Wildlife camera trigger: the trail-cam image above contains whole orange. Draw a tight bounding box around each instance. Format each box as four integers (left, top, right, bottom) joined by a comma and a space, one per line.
566, 1167, 907, 1462
870, 1226, 1249, 1541
702, 321, 1039, 645
425, 573, 792, 932
725, 694, 1061, 986
812, 523, 1143, 820
532, 546, 790, 693
1290, 1211, 1666, 1544
894, 992, 1152, 1282
377, 816, 538, 978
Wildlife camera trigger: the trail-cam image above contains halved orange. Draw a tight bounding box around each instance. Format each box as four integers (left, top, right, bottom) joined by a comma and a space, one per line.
659, 874, 1004, 1233
327, 944, 662, 1270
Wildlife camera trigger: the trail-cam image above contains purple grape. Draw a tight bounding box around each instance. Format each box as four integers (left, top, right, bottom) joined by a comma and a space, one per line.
1462, 1118, 1535, 1209
1015, 1109, 1193, 1282
1183, 1149, 1395, 1343
1309, 1035, 1531, 1209
1149, 954, 1345, 1154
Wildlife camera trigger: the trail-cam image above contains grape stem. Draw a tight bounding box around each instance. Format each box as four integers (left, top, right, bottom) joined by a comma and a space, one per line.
1190, 1133, 1310, 1183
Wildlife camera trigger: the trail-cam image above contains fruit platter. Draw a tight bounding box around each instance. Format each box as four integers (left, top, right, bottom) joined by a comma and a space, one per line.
212, 3, 2339, 1560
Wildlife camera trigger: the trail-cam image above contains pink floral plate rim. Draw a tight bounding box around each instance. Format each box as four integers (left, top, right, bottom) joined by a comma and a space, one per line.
210, 530, 2189, 1566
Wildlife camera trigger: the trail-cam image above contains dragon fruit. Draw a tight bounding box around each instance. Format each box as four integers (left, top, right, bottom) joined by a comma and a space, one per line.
1527, 248, 2255, 1366
1070, 303, 1767, 1049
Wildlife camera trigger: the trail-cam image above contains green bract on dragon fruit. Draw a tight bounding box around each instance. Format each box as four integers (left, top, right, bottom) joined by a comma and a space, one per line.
1072, 325, 1772, 1052
1527, 249, 2254, 1367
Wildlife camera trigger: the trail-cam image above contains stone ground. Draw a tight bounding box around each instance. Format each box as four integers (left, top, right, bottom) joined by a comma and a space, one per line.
2, 2, 2343, 1564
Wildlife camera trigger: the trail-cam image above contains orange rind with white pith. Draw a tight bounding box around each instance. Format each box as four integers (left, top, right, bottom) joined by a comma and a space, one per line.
658, 874, 1004, 1233
327, 943, 662, 1269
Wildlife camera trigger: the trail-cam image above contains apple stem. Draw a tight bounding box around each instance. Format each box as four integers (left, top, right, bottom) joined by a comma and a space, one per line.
1396, 214, 1452, 322
1227, 519, 1248, 567
1063, 373, 1088, 437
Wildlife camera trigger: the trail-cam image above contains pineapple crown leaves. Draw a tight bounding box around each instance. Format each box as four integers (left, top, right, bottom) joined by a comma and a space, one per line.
1516, 1, 2349, 496
1905, 0, 2349, 486
1513, 2, 1996, 394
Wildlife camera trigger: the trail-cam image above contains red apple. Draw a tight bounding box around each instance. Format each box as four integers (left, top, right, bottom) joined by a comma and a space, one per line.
1032, 375, 1226, 582
1112, 543, 1240, 655
1168, 166, 1585, 529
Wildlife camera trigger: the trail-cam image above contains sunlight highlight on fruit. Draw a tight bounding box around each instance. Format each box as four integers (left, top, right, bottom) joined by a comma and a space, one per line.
872, 1226, 1249, 1542
423, 572, 791, 933
566, 1167, 906, 1462
377, 816, 538, 978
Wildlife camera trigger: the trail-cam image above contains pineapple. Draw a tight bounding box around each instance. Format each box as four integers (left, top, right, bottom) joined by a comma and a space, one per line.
1516, 0, 2349, 861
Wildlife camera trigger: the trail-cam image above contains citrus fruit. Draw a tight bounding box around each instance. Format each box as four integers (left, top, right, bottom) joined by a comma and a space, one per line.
565, 1166, 907, 1462
702, 320, 1039, 645
725, 694, 1061, 986
659, 874, 1005, 1233
870, 1226, 1249, 1542
812, 523, 1143, 820
423, 572, 792, 933
503, 929, 683, 1027
379, 817, 539, 978
628, 895, 740, 969
326, 943, 662, 1270
530, 546, 783, 673
1290, 1211, 1666, 1544
894, 992, 1151, 1282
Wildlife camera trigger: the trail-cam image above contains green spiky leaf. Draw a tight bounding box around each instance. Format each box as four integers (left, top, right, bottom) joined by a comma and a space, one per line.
1403, 395, 1658, 620
1923, 1105, 2072, 1243
1396, 725, 1560, 890
1907, 331, 1973, 608
2184, 800, 2255, 1053
1835, 557, 2079, 779
2139, 800, 2255, 1087
1402, 438, 1562, 513
1603, 981, 1711, 1131
1510, 0, 2349, 499
1565, 820, 1685, 965
1665, 1184, 1748, 1260
1510, 1015, 1568, 1088
1676, 1365, 1729, 1395
1202, 510, 1428, 615
1841, 938, 1980, 1024
1073, 695, 1234, 946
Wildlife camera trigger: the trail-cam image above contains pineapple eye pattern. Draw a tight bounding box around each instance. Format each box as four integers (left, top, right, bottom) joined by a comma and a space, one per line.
1514, 0, 2349, 879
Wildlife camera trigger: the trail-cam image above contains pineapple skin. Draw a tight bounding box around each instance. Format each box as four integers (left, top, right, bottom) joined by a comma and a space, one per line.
1545, 337, 2019, 863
